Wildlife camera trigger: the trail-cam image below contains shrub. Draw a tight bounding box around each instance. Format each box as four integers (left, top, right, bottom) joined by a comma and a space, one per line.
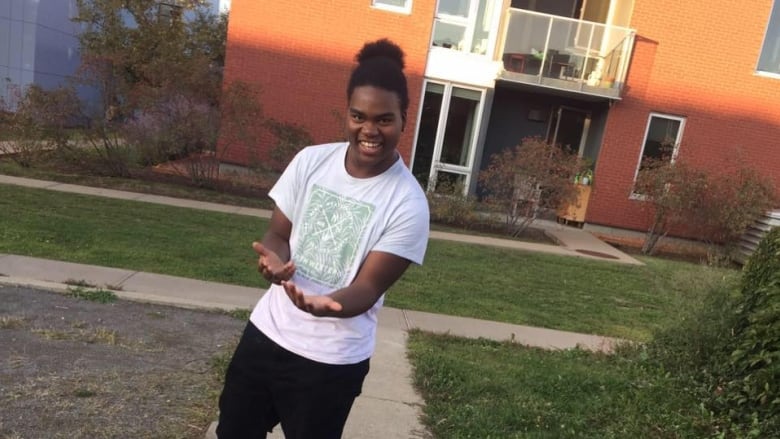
478, 137, 584, 236
0, 84, 81, 167
426, 179, 479, 229
634, 157, 708, 255
124, 93, 218, 166
266, 119, 313, 172
696, 167, 776, 260
716, 228, 780, 437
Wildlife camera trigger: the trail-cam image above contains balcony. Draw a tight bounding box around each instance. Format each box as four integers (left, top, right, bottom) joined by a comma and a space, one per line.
498, 9, 636, 99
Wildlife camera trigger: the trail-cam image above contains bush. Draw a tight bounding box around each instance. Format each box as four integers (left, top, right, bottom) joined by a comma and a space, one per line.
696, 167, 776, 260
478, 137, 584, 236
717, 228, 780, 437
645, 228, 780, 437
266, 119, 313, 172
634, 157, 708, 255
426, 179, 479, 229
124, 93, 218, 166
0, 84, 81, 167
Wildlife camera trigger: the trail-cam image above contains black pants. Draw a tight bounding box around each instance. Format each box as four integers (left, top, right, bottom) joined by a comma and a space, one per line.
217, 322, 370, 439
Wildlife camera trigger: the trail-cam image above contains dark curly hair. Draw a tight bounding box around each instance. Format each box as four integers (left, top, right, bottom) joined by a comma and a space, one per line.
347, 39, 409, 122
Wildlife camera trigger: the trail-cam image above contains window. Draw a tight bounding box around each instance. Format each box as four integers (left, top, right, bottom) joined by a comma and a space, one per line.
372, 0, 412, 14
637, 113, 685, 165
631, 113, 685, 195
759, 0, 780, 75
431, 0, 498, 55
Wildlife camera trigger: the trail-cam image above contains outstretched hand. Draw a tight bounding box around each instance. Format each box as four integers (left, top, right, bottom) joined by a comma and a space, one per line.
252, 241, 295, 285
282, 280, 343, 317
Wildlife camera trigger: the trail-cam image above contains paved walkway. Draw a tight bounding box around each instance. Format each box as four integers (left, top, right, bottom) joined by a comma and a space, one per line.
0, 174, 633, 438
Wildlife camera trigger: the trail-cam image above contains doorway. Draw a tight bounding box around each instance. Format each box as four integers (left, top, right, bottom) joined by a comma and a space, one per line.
411, 81, 486, 194
547, 106, 591, 157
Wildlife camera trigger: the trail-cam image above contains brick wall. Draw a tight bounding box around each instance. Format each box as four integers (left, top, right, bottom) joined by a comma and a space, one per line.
220, 0, 436, 167
587, 0, 780, 234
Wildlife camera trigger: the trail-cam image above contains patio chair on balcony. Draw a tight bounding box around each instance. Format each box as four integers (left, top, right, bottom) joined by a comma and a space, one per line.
544, 50, 575, 79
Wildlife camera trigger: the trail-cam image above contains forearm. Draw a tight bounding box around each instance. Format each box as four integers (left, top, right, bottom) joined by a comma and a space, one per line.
327, 283, 384, 318
262, 229, 291, 262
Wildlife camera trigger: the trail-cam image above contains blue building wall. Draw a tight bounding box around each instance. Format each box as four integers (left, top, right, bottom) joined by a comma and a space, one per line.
0, 0, 81, 107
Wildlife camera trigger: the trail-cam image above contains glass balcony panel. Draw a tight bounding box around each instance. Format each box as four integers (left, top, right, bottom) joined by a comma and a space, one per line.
500, 8, 635, 98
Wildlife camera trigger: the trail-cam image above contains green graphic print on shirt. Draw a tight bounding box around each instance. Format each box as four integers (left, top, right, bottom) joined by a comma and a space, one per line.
295, 185, 375, 288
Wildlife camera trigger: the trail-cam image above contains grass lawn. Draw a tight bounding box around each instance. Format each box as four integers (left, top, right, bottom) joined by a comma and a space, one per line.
0, 159, 275, 210
0, 183, 739, 340
407, 331, 716, 438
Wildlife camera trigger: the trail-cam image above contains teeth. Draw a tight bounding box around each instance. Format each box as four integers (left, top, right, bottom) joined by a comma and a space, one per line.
360, 141, 381, 149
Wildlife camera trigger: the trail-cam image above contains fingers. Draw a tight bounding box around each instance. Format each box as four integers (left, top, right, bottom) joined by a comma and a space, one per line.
326, 300, 343, 313
282, 280, 306, 309
252, 241, 266, 256
254, 242, 296, 284
281, 281, 343, 316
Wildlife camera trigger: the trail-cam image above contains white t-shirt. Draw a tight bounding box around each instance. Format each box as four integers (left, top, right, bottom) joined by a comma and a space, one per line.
250, 142, 430, 364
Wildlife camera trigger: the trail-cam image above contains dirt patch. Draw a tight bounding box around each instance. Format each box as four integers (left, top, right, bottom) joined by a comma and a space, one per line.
0, 284, 245, 439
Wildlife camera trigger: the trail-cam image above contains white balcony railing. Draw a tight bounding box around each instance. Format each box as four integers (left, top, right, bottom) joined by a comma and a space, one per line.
498, 9, 636, 98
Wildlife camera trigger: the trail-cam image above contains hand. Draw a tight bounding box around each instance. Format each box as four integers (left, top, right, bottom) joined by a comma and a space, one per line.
281, 280, 343, 317
252, 241, 295, 284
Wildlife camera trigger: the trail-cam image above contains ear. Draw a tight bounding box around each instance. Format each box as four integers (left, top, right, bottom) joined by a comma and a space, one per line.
401, 112, 407, 132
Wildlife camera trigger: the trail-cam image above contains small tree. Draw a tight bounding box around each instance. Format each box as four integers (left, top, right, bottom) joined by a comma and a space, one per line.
634, 157, 708, 254
478, 137, 584, 236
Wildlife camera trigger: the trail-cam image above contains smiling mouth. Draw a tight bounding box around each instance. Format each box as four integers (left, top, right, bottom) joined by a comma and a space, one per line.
359, 140, 382, 150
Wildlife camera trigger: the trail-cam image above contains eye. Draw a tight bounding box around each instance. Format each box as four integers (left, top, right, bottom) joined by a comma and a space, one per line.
350, 113, 364, 122
379, 117, 394, 125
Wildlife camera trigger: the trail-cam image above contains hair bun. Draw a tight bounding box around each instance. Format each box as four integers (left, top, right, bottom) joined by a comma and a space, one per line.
356, 39, 405, 70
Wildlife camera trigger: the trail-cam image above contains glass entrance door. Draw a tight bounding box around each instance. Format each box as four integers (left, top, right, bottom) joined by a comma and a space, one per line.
411, 81, 485, 194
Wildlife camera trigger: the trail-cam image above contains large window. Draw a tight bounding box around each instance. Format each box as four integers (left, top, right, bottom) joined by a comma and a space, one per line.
758, 0, 780, 75
372, 0, 412, 14
431, 0, 498, 55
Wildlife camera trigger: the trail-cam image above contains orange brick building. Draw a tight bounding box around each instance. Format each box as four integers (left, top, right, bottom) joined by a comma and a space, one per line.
222, 0, 780, 238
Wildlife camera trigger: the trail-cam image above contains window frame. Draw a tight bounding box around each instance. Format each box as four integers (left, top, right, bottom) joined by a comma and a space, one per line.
371, 0, 412, 15
629, 112, 686, 199
757, 0, 780, 77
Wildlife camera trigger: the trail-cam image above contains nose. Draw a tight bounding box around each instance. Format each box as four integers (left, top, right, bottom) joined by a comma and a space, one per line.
361, 121, 379, 136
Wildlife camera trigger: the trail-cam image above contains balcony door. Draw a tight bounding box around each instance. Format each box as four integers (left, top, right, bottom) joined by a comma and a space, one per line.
411, 81, 486, 194
548, 106, 591, 157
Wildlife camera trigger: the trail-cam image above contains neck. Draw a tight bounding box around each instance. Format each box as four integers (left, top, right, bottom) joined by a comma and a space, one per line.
345, 147, 398, 179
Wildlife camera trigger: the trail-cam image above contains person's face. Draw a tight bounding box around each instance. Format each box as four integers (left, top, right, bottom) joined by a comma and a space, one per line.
345, 85, 404, 178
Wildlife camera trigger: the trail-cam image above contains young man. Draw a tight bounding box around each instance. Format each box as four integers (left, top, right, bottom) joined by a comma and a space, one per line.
216, 39, 430, 438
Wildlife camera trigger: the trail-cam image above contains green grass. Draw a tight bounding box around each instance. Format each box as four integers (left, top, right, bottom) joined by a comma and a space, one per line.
391, 241, 736, 340
407, 331, 716, 438
0, 183, 738, 340
66, 286, 118, 304
0, 159, 275, 210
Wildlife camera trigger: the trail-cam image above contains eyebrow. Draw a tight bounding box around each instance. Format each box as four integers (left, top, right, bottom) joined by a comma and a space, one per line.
348, 108, 396, 118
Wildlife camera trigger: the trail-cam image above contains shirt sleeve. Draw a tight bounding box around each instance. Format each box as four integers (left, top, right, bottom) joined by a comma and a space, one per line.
372, 194, 430, 265
268, 149, 306, 222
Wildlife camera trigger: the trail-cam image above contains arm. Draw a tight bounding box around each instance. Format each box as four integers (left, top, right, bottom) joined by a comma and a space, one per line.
282, 250, 412, 318
253, 207, 296, 284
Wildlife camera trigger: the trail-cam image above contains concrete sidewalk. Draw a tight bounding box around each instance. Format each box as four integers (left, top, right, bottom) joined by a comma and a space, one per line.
0, 174, 629, 438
